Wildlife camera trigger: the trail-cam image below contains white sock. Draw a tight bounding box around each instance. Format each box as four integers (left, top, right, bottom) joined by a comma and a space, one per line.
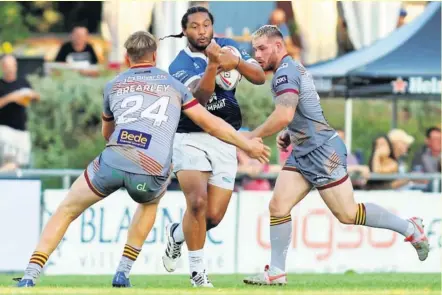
406, 221, 415, 237
172, 223, 185, 243
189, 249, 205, 274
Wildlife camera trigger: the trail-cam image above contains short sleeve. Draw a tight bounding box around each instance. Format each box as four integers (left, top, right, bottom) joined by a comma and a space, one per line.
102, 82, 114, 120
174, 80, 198, 110
169, 65, 201, 87
272, 67, 301, 96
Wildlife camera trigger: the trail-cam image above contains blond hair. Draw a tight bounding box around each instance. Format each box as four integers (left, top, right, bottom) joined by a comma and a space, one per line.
124, 31, 157, 63
252, 25, 284, 40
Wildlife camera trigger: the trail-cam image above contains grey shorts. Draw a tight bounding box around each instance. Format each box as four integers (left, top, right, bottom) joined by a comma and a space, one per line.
283, 135, 349, 189
84, 155, 171, 204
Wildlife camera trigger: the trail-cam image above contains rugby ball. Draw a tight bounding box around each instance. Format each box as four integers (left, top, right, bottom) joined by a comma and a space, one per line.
215, 46, 243, 91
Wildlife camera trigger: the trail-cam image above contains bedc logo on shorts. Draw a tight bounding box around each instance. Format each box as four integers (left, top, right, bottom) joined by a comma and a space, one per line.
117, 129, 152, 149
274, 75, 288, 88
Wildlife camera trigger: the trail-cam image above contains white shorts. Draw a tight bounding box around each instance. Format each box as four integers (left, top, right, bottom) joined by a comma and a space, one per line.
172, 132, 238, 190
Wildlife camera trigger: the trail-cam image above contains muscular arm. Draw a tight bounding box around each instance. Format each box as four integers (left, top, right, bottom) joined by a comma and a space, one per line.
250, 91, 298, 139
190, 62, 218, 106
184, 102, 252, 153
237, 59, 266, 85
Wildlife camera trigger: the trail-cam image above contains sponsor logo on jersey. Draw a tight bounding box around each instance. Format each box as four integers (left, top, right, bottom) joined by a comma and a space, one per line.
117, 129, 152, 149
193, 62, 200, 69
124, 75, 167, 82
274, 75, 288, 88
172, 70, 189, 81
207, 93, 226, 111
277, 63, 288, 71
137, 183, 148, 192
208, 93, 218, 104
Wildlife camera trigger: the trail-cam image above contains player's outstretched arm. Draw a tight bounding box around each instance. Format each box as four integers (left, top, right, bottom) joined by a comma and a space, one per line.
249, 91, 298, 139
184, 102, 271, 163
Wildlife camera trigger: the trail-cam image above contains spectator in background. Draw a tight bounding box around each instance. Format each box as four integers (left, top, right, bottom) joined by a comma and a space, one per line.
268, 8, 301, 60
237, 148, 272, 191
56, 26, 98, 65
367, 129, 414, 190
336, 129, 370, 188
412, 127, 441, 173
55, 26, 99, 77
0, 55, 39, 171
397, 8, 408, 28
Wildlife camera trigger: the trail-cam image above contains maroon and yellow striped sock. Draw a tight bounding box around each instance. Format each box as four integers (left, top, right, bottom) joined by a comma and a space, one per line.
29, 251, 49, 268
122, 244, 141, 261
117, 244, 141, 277
355, 203, 366, 225
270, 215, 292, 226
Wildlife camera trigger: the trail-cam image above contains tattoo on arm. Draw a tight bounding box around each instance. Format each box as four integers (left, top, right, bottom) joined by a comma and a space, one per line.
275, 92, 299, 109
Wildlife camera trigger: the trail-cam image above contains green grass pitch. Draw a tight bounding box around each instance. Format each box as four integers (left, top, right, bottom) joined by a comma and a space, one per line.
0, 273, 440, 295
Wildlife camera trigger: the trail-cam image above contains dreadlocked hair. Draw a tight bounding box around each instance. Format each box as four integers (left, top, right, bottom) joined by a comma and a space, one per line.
160, 6, 214, 41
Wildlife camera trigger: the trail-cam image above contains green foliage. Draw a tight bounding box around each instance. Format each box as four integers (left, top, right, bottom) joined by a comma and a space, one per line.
27, 72, 110, 172
0, 2, 30, 44
0, 2, 63, 45
235, 78, 275, 129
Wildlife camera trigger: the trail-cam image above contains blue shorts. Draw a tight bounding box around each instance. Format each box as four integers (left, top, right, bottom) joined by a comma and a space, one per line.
283, 135, 349, 189
84, 154, 171, 204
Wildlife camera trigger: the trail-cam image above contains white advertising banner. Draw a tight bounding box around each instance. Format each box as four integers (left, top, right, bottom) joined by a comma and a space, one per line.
237, 190, 441, 274
0, 179, 41, 271
43, 190, 237, 275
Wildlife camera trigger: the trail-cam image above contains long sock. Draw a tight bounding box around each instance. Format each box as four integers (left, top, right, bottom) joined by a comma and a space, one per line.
355, 203, 414, 237
172, 223, 185, 243
270, 215, 292, 272
22, 251, 49, 281
189, 249, 205, 275
116, 244, 141, 278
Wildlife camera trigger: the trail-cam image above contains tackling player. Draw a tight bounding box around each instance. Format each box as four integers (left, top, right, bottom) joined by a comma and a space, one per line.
160, 6, 266, 287
15, 31, 270, 288
242, 25, 429, 285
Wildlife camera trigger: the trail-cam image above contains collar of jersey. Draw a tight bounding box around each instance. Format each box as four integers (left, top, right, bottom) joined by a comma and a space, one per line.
184, 47, 208, 61
131, 64, 154, 69
275, 54, 291, 72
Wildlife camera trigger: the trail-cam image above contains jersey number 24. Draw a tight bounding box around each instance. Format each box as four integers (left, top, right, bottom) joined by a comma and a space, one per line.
116, 95, 170, 127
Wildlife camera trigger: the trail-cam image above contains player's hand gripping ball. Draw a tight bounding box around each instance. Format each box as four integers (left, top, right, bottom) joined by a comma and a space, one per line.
215, 46, 243, 91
